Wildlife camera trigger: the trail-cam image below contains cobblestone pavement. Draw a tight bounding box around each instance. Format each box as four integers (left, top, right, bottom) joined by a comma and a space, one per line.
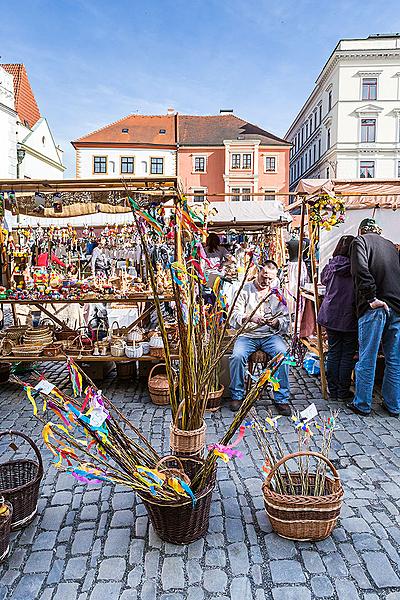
0, 363, 399, 600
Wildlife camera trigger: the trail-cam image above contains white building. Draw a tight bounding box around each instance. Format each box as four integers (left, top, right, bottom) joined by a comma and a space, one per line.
0, 64, 64, 180
286, 34, 400, 192
72, 113, 177, 179
0, 66, 17, 178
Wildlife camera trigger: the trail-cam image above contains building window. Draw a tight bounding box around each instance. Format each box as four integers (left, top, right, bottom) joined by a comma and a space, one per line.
193, 189, 207, 202
121, 157, 134, 174
398, 160, 400, 178
265, 156, 277, 172
264, 190, 276, 201
361, 119, 376, 143
327, 129, 331, 150
314, 111, 318, 130
305, 122, 308, 139
194, 156, 206, 172
362, 77, 377, 100
319, 104, 322, 123
242, 154, 252, 169
241, 187, 251, 201
313, 144, 316, 163
150, 157, 164, 174
326, 166, 330, 178
328, 90, 332, 112
360, 160, 375, 178
231, 187, 241, 201
231, 154, 241, 169
318, 138, 321, 158
93, 156, 107, 174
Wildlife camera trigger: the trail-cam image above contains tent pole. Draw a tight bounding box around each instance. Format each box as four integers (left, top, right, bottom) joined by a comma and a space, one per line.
293, 198, 306, 337
307, 204, 328, 399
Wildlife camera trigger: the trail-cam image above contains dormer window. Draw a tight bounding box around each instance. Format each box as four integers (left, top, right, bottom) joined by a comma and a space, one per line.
159, 129, 166, 134
122, 128, 129, 133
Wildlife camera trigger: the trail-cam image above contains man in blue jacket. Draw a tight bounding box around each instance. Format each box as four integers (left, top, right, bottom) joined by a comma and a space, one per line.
348, 219, 400, 417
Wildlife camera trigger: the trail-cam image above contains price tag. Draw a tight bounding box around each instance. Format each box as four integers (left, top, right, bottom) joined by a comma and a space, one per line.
34, 380, 55, 395
300, 403, 318, 423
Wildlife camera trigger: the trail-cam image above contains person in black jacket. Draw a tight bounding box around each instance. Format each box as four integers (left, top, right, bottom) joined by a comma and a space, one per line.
347, 218, 400, 417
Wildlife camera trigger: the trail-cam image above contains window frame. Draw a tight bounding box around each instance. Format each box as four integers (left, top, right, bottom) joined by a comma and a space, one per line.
264, 189, 276, 202
242, 154, 252, 169
362, 77, 377, 101
231, 154, 241, 169
192, 188, 207, 203
360, 160, 375, 178
93, 156, 107, 174
120, 156, 134, 174
360, 118, 376, 143
231, 187, 241, 201
150, 157, 164, 175
193, 155, 206, 173
241, 187, 251, 201
265, 156, 277, 172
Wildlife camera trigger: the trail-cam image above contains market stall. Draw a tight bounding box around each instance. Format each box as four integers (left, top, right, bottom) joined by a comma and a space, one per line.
288, 178, 400, 398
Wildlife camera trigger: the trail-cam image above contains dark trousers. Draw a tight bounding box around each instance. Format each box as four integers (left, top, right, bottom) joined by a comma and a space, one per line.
326, 329, 358, 398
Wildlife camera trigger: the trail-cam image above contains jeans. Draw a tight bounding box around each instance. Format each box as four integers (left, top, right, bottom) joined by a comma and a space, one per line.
353, 308, 400, 415
229, 335, 290, 404
326, 329, 358, 398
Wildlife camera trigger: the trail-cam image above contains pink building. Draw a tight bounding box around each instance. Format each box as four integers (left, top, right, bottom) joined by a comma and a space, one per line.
177, 111, 290, 204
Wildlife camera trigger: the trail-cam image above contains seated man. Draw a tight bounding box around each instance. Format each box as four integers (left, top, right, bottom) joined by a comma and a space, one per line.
229, 261, 291, 415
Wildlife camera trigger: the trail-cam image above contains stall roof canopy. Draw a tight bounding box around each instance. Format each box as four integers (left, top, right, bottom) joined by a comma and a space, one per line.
0, 177, 179, 217
207, 200, 290, 229
293, 178, 400, 210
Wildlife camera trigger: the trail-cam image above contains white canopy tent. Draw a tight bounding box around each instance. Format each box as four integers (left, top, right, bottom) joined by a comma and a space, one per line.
207, 200, 290, 230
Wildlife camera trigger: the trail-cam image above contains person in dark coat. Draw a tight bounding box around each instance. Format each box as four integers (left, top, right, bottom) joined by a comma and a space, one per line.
347, 218, 400, 417
318, 235, 357, 400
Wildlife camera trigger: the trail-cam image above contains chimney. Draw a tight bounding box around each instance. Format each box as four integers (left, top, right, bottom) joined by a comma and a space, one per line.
167, 107, 176, 115
220, 109, 234, 115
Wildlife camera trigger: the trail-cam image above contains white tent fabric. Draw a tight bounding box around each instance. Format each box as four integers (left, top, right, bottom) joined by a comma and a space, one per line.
207, 200, 290, 226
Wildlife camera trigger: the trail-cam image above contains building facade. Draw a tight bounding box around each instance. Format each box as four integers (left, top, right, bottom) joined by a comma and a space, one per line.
0, 64, 65, 180
178, 112, 290, 203
286, 34, 400, 192
72, 114, 177, 179
73, 111, 290, 204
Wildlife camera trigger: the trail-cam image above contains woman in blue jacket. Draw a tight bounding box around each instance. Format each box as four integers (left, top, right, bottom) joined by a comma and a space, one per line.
318, 235, 357, 400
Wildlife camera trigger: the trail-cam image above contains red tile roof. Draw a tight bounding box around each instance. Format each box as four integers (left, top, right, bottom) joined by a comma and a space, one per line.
1, 64, 41, 128
178, 114, 289, 146
73, 114, 176, 146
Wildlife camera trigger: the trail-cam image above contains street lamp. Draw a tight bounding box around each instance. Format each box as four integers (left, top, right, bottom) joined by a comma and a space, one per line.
16, 145, 25, 179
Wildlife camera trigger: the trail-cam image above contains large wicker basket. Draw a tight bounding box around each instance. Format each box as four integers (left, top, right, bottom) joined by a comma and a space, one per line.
148, 363, 175, 406
170, 401, 206, 458
0, 500, 13, 562
0, 431, 44, 530
138, 456, 216, 544
263, 451, 344, 541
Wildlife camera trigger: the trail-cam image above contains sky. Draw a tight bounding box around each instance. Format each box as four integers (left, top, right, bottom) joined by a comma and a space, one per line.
2, 0, 400, 176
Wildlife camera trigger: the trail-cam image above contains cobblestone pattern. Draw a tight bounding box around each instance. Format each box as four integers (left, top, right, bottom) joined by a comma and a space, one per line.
0, 363, 399, 599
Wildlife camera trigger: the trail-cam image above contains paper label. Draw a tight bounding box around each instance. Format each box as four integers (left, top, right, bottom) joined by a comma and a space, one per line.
300, 403, 318, 423
34, 380, 55, 395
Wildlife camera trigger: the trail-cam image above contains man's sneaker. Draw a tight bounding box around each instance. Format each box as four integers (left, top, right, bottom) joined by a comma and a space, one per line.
382, 404, 399, 418
274, 402, 291, 416
230, 400, 241, 413
346, 402, 370, 416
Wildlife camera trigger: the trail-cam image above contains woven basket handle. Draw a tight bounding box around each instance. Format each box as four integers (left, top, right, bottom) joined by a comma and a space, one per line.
110, 321, 120, 334
265, 451, 340, 492
173, 399, 186, 427
0, 430, 44, 476
155, 454, 185, 473
148, 363, 166, 381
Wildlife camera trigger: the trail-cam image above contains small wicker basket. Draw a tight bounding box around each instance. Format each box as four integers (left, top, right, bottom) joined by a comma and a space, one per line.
0, 500, 13, 562
206, 385, 224, 412
263, 451, 344, 541
148, 363, 176, 406
0, 430, 44, 530
170, 401, 206, 457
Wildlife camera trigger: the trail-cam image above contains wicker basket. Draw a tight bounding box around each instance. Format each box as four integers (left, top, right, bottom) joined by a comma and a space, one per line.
148, 363, 176, 406
116, 361, 135, 380
64, 335, 93, 357
206, 385, 224, 412
150, 346, 165, 359
0, 500, 13, 562
12, 345, 43, 357
43, 343, 64, 358
263, 451, 344, 541
138, 456, 216, 544
0, 430, 44, 530
170, 401, 206, 457
110, 341, 126, 357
